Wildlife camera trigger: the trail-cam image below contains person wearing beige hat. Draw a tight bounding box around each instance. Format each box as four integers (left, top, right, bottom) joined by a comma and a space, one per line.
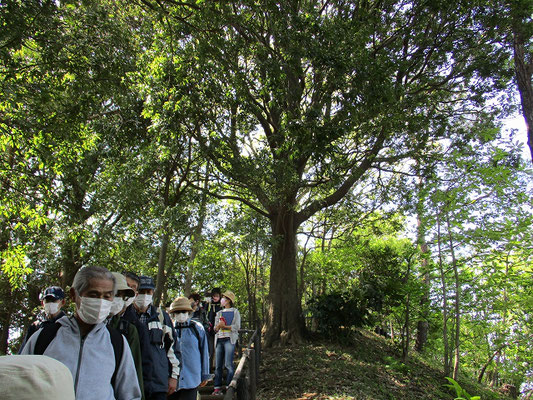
168, 297, 211, 400
212, 291, 241, 396
109, 272, 146, 399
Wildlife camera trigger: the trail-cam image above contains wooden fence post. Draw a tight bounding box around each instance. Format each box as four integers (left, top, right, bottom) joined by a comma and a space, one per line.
249, 345, 257, 399
254, 333, 261, 387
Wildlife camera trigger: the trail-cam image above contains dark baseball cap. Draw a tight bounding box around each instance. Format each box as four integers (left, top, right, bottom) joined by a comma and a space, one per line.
138, 276, 156, 290
41, 286, 65, 301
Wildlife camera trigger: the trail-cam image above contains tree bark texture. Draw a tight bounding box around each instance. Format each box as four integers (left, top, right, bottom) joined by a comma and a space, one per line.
512, 13, 533, 162
263, 209, 305, 347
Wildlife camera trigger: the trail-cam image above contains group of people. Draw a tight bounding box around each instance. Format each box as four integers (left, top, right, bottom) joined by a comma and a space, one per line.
4, 266, 241, 400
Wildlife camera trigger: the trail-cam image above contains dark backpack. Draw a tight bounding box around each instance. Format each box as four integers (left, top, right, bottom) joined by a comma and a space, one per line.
34, 322, 124, 387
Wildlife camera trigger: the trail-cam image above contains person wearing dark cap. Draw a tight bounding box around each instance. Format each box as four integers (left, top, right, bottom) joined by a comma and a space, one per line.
19, 286, 67, 353
204, 287, 222, 369
122, 275, 180, 400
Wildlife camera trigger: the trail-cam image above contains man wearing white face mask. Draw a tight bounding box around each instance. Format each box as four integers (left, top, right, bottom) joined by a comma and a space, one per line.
122, 275, 180, 400
109, 272, 146, 400
21, 266, 141, 400
19, 286, 67, 353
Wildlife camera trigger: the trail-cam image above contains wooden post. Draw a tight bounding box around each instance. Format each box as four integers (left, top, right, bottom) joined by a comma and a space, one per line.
237, 372, 248, 400
254, 333, 261, 386
249, 346, 257, 399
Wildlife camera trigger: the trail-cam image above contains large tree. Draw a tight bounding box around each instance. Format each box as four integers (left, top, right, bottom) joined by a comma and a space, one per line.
138, 0, 510, 345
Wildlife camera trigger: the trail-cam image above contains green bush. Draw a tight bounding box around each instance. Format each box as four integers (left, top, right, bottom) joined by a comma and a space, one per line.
307, 289, 369, 339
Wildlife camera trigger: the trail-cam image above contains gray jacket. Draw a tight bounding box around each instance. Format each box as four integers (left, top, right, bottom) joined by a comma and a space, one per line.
21, 315, 141, 400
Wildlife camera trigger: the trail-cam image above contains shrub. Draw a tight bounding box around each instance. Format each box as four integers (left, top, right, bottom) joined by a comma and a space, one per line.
306, 288, 369, 340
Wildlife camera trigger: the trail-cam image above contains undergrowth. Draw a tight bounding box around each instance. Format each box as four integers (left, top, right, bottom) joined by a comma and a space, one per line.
257, 329, 511, 400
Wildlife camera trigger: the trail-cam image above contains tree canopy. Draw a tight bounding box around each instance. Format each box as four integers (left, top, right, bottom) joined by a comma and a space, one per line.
1, 0, 532, 394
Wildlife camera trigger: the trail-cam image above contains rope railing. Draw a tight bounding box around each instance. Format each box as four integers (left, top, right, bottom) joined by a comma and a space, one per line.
223, 328, 261, 400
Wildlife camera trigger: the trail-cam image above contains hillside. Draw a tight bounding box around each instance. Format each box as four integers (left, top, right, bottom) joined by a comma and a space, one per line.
257, 330, 511, 400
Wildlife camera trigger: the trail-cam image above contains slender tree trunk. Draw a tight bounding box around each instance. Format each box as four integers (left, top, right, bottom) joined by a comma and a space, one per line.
415, 222, 430, 351
437, 212, 450, 377
415, 173, 430, 352
253, 226, 260, 328
60, 236, 83, 288
402, 257, 412, 362
154, 223, 170, 306
183, 165, 209, 295
478, 344, 506, 383
263, 208, 305, 347
0, 277, 13, 354
297, 238, 310, 305
446, 214, 461, 380
161, 238, 186, 306
402, 292, 410, 362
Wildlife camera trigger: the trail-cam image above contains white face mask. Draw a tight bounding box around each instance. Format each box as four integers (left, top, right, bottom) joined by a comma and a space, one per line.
77, 297, 113, 325
124, 296, 135, 309
134, 294, 153, 309
44, 302, 60, 316
109, 297, 125, 316
173, 312, 189, 324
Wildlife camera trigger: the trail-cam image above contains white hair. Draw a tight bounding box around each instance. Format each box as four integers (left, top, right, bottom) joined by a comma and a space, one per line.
71, 266, 115, 295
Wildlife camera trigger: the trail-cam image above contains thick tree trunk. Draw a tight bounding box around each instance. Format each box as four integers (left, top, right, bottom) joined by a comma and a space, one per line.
263, 209, 305, 347
511, 11, 533, 162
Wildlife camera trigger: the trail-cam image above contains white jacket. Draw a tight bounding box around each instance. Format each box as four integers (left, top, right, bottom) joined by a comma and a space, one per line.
21, 315, 141, 400
214, 307, 241, 345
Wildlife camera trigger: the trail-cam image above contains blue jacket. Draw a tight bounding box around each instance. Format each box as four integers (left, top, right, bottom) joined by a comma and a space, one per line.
174, 319, 211, 390
122, 304, 180, 396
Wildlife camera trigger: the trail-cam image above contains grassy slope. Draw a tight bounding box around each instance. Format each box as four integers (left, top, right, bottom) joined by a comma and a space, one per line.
257, 330, 510, 400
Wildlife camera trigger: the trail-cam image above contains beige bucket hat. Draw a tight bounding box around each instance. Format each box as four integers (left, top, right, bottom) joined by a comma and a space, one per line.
169, 296, 193, 313
222, 291, 236, 304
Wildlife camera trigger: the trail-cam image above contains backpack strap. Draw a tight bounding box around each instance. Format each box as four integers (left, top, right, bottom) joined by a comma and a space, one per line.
106, 325, 124, 388
117, 318, 130, 341
33, 321, 124, 389
34, 322, 61, 355
176, 322, 202, 354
